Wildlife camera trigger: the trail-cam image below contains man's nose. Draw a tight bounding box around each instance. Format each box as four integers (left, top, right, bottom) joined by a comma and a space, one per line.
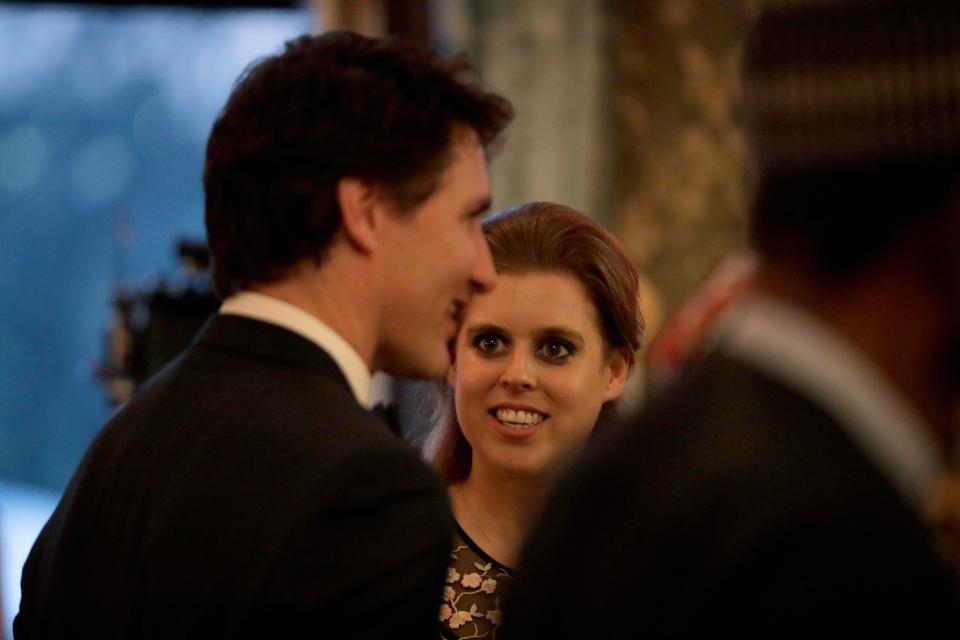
469, 234, 497, 294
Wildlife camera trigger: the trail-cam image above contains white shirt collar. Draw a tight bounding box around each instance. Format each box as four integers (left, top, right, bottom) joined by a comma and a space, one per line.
713, 293, 944, 510
219, 291, 373, 408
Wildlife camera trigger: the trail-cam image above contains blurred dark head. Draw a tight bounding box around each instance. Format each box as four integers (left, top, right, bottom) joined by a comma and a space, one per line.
743, 0, 960, 282
203, 31, 513, 298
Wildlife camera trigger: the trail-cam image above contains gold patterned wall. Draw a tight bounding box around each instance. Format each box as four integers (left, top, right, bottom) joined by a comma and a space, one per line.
610, 0, 761, 313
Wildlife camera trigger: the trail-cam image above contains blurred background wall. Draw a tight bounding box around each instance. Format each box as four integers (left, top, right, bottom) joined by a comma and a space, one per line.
442, 0, 613, 220
609, 0, 756, 309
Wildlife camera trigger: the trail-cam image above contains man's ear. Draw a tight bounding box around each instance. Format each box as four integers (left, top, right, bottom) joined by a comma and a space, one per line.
337, 177, 381, 254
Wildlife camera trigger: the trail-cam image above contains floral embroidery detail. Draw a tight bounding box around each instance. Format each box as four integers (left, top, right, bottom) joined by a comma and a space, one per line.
438, 528, 516, 638
448, 610, 473, 629
461, 572, 482, 588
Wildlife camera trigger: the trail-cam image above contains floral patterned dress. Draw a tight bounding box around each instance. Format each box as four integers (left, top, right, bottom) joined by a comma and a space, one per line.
438, 523, 517, 639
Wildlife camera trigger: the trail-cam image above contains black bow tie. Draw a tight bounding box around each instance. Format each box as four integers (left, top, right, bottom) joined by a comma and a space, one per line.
371, 402, 402, 437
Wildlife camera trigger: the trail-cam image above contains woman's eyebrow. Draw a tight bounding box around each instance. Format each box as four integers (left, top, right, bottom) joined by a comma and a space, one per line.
533, 326, 585, 346
463, 322, 507, 336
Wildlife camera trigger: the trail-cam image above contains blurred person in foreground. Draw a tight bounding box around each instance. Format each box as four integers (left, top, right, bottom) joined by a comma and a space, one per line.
423, 202, 642, 638
644, 253, 756, 393
505, 1, 960, 636
15, 32, 512, 638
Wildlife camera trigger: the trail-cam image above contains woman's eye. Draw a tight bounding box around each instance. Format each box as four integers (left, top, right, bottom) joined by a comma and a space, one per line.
538, 340, 573, 361
473, 334, 506, 355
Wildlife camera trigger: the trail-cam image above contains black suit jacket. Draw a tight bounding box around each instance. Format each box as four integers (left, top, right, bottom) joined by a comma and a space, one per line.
15, 314, 452, 638
505, 353, 957, 638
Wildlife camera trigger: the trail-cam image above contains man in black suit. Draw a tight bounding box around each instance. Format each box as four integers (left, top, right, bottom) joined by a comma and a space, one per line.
15, 32, 512, 638
506, 1, 960, 636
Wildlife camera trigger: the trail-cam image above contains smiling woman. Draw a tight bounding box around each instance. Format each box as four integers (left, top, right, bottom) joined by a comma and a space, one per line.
454, 271, 620, 469
423, 202, 643, 639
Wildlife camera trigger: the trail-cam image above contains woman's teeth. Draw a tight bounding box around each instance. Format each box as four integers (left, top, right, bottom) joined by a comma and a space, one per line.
495, 408, 545, 429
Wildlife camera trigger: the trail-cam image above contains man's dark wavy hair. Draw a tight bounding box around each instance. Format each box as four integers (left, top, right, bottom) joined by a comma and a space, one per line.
204, 31, 514, 297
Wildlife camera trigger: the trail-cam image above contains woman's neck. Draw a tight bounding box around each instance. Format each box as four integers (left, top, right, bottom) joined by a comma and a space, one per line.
449, 462, 553, 570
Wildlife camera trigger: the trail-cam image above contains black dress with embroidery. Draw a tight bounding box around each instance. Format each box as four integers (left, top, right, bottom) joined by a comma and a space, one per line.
438, 523, 517, 639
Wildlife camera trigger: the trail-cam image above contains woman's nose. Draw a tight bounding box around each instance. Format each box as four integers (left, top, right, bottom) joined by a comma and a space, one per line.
500, 351, 536, 391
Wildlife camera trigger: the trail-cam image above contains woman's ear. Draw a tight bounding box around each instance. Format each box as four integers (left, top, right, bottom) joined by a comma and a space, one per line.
602, 349, 631, 403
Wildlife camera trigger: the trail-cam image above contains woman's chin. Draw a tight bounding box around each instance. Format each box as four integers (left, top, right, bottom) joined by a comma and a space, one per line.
480, 455, 558, 481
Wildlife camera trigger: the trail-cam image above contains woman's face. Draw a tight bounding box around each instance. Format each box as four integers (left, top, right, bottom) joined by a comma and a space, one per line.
450, 271, 629, 479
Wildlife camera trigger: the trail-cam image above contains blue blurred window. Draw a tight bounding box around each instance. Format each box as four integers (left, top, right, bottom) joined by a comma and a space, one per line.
0, 2, 311, 491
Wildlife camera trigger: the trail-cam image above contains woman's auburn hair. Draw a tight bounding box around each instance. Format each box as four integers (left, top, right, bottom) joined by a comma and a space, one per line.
421, 201, 643, 485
